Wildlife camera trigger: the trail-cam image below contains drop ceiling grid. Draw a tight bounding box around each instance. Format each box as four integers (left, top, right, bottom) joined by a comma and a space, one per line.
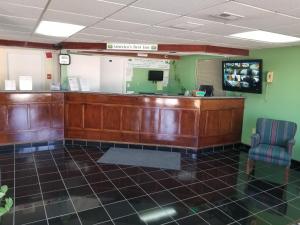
0, 0, 299, 48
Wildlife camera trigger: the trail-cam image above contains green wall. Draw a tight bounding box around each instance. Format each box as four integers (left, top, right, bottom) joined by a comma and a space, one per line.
169, 49, 300, 161
237, 46, 300, 161
126, 68, 168, 94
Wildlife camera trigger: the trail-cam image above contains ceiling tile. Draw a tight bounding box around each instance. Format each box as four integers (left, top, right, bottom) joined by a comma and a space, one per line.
265, 22, 300, 36
189, 1, 299, 31
0, 0, 48, 8
0, 15, 36, 27
132, 0, 227, 15
93, 19, 150, 32
43, 10, 101, 26
188, 1, 266, 23
29, 34, 66, 43
193, 23, 254, 36
110, 6, 179, 25
0, 2, 43, 19
234, 0, 300, 15
48, 0, 124, 18
0, 23, 33, 33
158, 16, 253, 35
105, 0, 137, 5
81, 27, 130, 37
71, 33, 111, 42
0, 34, 29, 41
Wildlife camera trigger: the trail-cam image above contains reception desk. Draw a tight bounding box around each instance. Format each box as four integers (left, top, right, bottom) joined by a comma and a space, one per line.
0, 92, 244, 149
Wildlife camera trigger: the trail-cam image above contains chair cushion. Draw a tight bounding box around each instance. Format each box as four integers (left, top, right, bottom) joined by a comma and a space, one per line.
257, 118, 297, 147
249, 144, 291, 166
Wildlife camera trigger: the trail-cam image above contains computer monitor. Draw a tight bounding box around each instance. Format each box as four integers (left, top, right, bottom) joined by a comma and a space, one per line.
199, 85, 214, 97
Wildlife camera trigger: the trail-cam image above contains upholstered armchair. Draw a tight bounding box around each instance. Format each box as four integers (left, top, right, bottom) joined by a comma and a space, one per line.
246, 118, 297, 183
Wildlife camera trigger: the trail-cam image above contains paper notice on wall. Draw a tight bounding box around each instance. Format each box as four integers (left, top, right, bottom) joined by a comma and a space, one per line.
128, 58, 170, 70
126, 67, 133, 82
163, 70, 169, 87
5, 80, 16, 91
68, 76, 80, 91
157, 81, 163, 91
79, 78, 90, 91
19, 76, 32, 90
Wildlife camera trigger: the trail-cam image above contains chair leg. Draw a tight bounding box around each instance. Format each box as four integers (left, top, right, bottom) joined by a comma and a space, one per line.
284, 167, 289, 184
246, 159, 254, 175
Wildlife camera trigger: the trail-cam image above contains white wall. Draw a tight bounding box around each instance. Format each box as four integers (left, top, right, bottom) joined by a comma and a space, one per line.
0, 47, 60, 91
67, 54, 101, 92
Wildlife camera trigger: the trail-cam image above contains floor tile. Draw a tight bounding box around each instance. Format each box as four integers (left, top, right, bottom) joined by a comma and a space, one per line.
104, 200, 135, 219
176, 215, 209, 225
128, 195, 159, 212
150, 190, 178, 206
45, 200, 75, 218
15, 205, 46, 225
97, 189, 125, 205
48, 213, 81, 225
78, 206, 110, 225
113, 213, 146, 225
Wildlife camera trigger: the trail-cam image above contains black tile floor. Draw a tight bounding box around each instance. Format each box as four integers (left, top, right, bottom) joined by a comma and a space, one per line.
1, 145, 300, 225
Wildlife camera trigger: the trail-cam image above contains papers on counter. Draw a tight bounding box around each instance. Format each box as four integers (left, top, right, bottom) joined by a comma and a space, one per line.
5, 80, 16, 91
19, 76, 32, 91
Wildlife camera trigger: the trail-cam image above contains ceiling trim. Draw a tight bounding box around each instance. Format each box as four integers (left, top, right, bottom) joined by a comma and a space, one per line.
61, 42, 249, 56
0, 39, 57, 49
0, 39, 249, 56
158, 44, 249, 56
80, 50, 180, 60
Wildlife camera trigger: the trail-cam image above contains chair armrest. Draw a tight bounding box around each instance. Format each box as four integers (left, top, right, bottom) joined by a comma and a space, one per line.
251, 133, 260, 148
287, 139, 296, 155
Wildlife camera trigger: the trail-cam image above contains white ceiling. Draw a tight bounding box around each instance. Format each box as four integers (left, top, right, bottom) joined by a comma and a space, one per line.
0, 0, 300, 49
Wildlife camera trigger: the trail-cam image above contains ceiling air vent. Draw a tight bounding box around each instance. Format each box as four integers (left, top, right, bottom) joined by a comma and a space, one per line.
209, 12, 244, 21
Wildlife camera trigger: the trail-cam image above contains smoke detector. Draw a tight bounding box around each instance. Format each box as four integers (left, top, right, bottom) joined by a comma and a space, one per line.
210, 12, 244, 21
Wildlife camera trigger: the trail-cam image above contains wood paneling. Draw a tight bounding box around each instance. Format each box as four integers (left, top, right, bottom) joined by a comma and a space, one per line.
121, 107, 141, 132
84, 104, 101, 129
141, 108, 159, 133
198, 99, 244, 148
0, 105, 7, 131
0, 92, 243, 148
30, 104, 50, 129
159, 109, 180, 135
102, 105, 121, 130
8, 105, 28, 130
65, 93, 244, 149
0, 93, 64, 144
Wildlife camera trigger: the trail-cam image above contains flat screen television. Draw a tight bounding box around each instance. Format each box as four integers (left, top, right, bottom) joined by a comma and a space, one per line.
222, 59, 263, 94
148, 70, 163, 81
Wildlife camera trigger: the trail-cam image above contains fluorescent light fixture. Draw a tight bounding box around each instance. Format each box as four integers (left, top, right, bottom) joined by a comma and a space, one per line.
35, 21, 85, 37
230, 31, 300, 43
139, 208, 177, 223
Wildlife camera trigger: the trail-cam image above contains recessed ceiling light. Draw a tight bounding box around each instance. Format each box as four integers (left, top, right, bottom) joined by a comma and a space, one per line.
230, 31, 300, 43
35, 21, 85, 37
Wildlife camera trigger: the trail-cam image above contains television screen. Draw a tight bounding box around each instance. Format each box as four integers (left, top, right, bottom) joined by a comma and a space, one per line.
222, 60, 262, 94
148, 70, 163, 81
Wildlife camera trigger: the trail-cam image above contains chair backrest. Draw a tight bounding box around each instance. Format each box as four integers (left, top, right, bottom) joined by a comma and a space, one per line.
256, 118, 297, 146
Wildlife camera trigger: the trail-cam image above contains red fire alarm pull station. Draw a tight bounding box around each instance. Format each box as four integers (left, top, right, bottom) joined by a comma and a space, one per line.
46, 52, 52, 58
47, 74, 52, 79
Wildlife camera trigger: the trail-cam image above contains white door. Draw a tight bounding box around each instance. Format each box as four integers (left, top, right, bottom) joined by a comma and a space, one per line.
100, 56, 125, 93
7, 50, 44, 90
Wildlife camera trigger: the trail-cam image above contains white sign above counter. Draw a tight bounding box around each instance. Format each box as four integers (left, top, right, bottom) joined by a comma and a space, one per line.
107, 43, 158, 51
